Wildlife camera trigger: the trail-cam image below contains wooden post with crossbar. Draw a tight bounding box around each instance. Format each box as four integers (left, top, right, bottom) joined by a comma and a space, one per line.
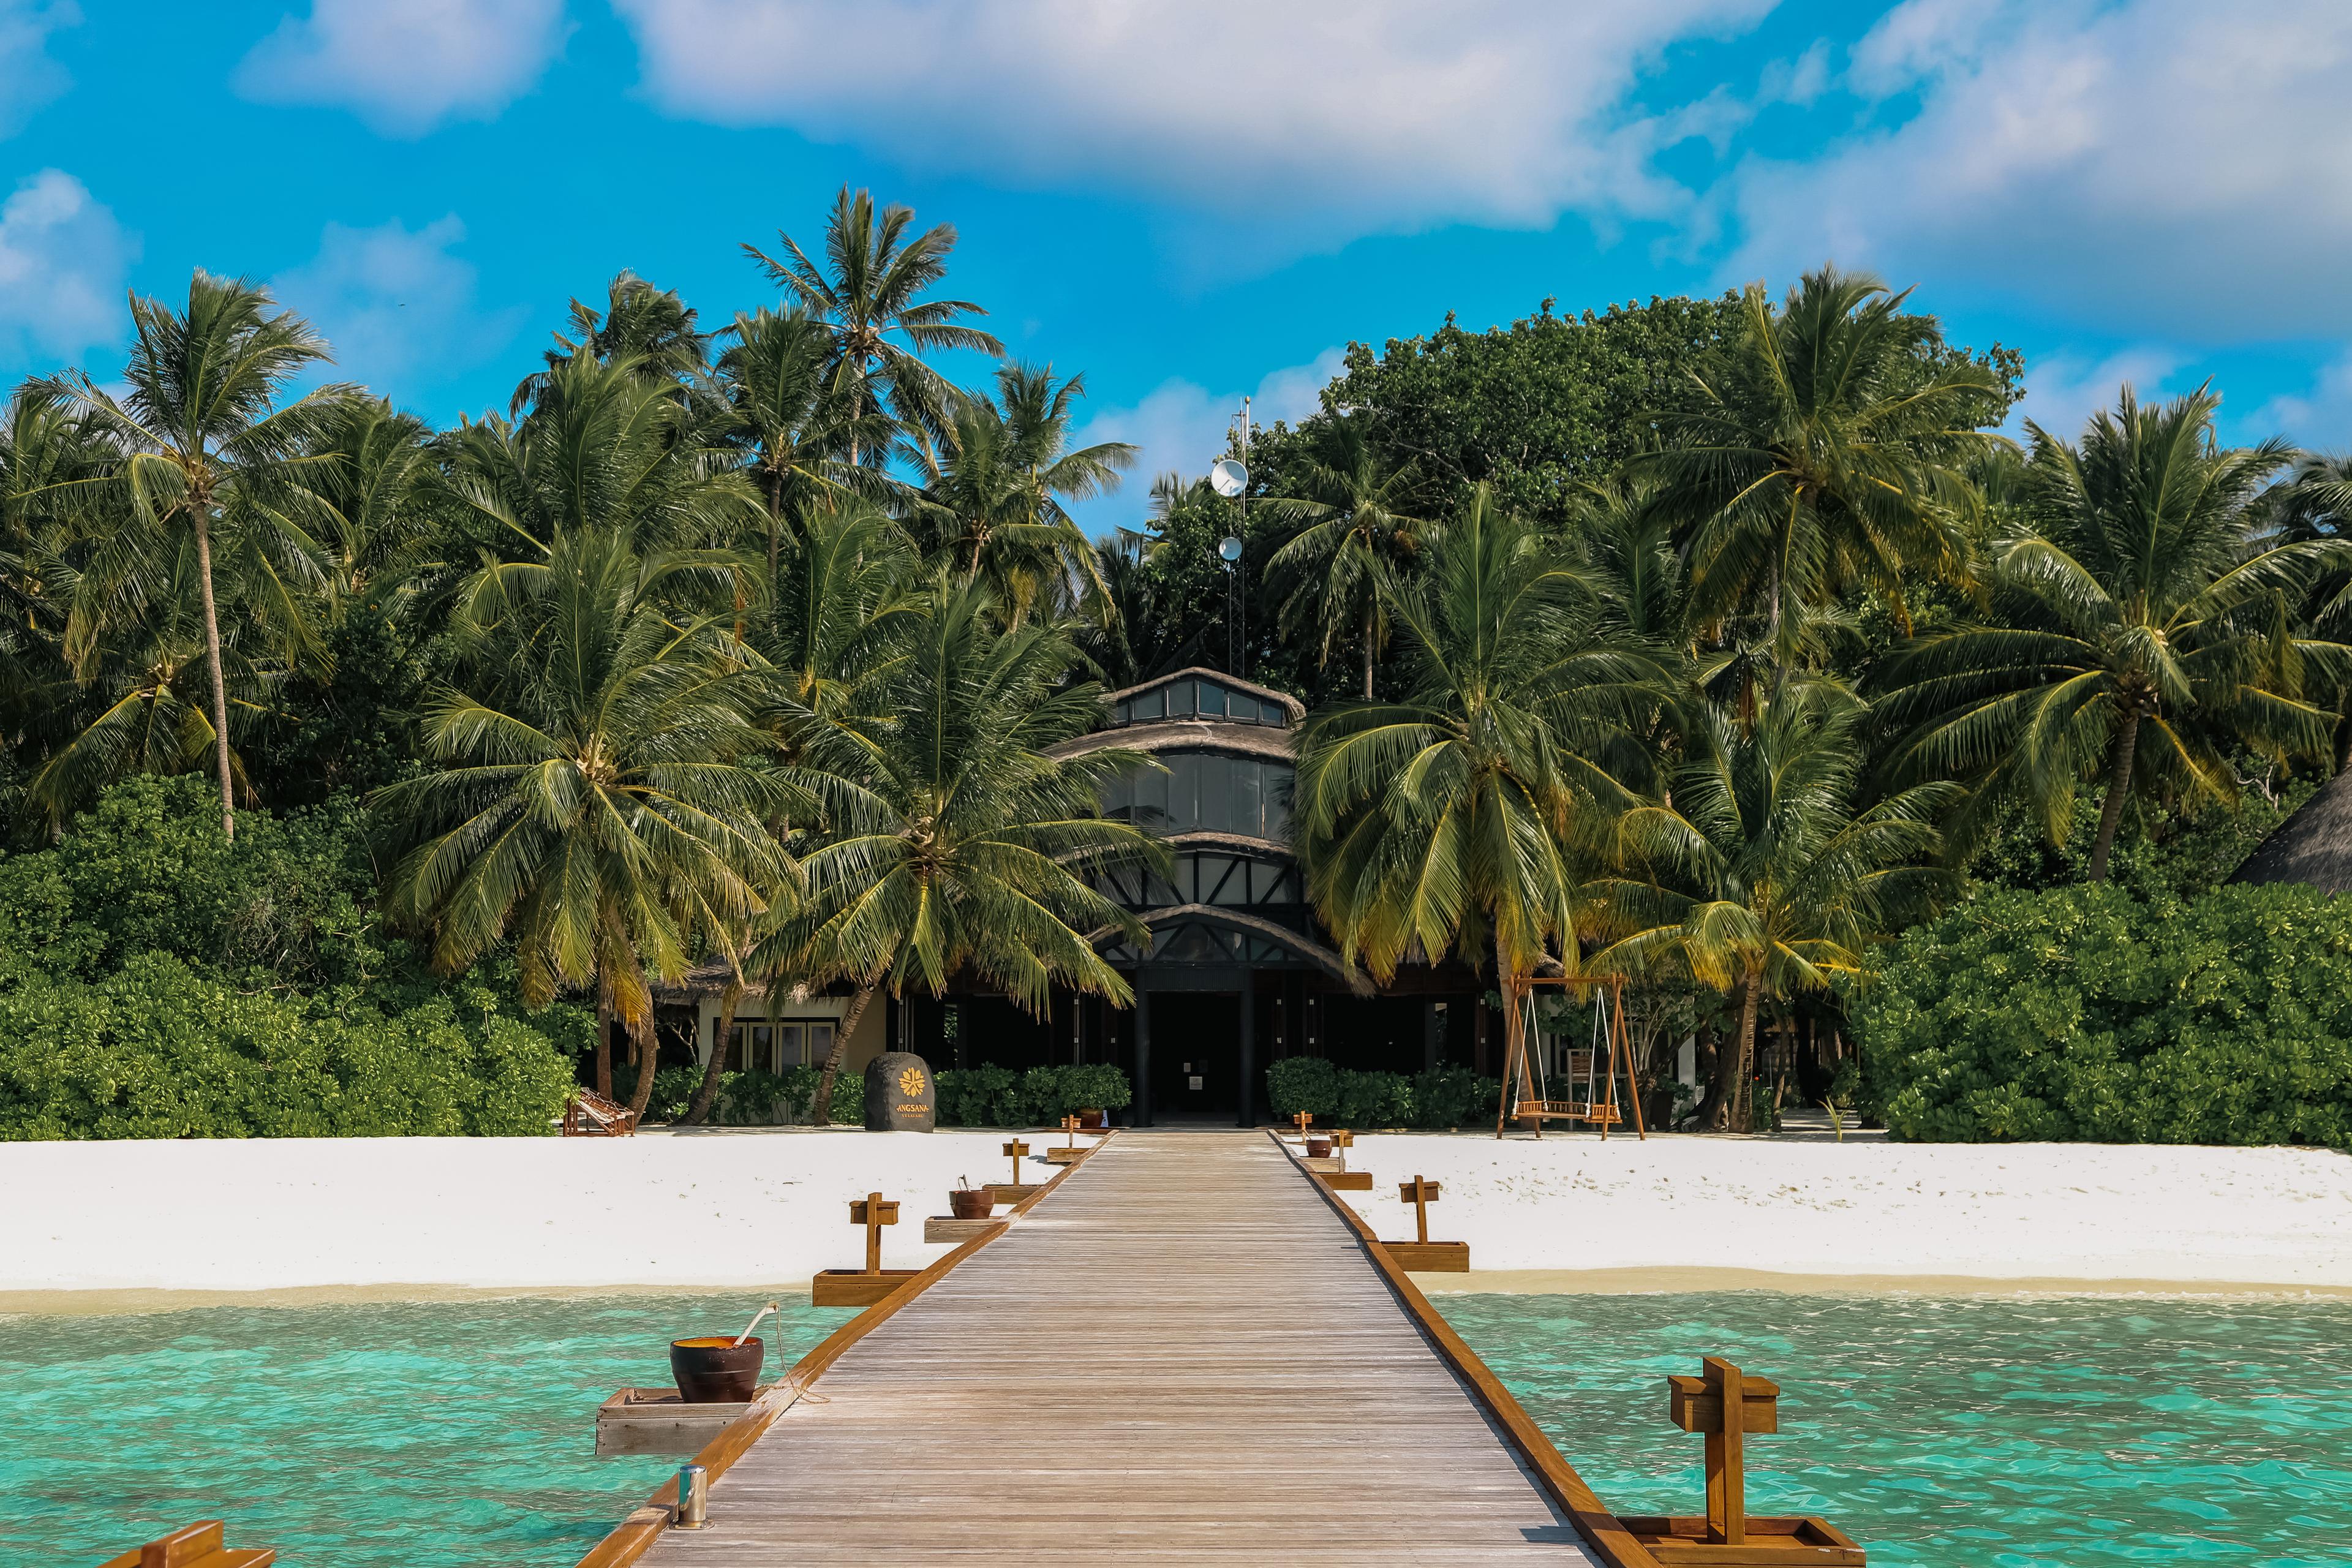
1003, 1139, 1028, 1186
850, 1191, 899, 1275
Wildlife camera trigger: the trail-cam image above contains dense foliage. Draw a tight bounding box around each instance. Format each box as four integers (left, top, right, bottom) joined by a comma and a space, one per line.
1264, 1058, 1500, 1129
1, 183, 2342, 1147
933, 1063, 1133, 1128
0, 777, 581, 1139
1854, 884, 2352, 1148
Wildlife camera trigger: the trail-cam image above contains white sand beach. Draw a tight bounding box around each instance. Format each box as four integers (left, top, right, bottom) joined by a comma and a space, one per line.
3, 1129, 2347, 1305
1333, 1133, 2352, 1292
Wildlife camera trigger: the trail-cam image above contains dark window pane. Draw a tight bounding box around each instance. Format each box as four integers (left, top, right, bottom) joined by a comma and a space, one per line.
1139, 761, 1171, 827
1197, 682, 1227, 717
1166, 756, 1204, 832
1167, 680, 1196, 717
1114, 698, 1131, 725
1265, 763, 1294, 838
1228, 692, 1256, 722
1229, 758, 1261, 836
1134, 687, 1164, 720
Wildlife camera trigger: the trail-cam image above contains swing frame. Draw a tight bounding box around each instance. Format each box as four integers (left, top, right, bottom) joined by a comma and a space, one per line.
1492, 973, 1648, 1142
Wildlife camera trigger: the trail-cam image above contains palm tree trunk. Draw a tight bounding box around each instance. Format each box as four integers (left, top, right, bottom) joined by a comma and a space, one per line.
1709, 970, 1760, 1132
2087, 709, 2143, 883
682, 979, 745, 1126
594, 986, 614, 1099
1491, 932, 1534, 1138
810, 982, 878, 1126
190, 508, 237, 840
1362, 603, 1375, 699
625, 1008, 661, 1120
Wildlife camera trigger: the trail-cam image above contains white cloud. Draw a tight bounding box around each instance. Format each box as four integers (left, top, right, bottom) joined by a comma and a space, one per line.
611, 0, 1770, 235
1724, 0, 2352, 337
2011, 345, 2185, 443
2253, 351, 2352, 452
236, 0, 568, 136
0, 168, 132, 361
1065, 347, 1346, 536
0, 1, 76, 137
273, 215, 525, 393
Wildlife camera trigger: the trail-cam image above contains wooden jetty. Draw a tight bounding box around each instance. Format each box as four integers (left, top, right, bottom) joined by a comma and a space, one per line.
580, 1131, 1855, 1567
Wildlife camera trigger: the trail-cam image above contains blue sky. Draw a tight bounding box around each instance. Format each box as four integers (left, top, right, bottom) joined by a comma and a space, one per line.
4, 1, 2350, 535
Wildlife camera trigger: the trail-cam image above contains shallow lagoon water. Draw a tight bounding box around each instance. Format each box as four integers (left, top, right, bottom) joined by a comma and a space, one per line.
5, 1291, 2348, 1564
0, 1293, 856, 1564
1446, 1292, 2352, 1568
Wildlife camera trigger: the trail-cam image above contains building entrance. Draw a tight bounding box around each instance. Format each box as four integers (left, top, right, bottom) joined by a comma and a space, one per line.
1147, 992, 1242, 1117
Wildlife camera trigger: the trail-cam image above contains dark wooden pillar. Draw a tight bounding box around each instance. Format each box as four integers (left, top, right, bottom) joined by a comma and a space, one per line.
1237, 974, 1257, 1128
1134, 981, 1153, 1127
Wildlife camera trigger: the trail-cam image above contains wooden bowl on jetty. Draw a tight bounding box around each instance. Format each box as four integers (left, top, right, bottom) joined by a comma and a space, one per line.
949, 1187, 995, 1219
671, 1336, 763, 1403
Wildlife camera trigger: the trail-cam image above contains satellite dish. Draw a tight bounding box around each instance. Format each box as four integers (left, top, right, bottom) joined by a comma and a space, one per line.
1209, 458, 1248, 498
1219, 535, 1243, 563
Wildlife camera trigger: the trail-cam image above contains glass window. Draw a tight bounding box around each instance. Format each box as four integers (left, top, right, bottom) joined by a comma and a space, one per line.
1114, 698, 1132, 725
1134, 759, 1171, 826
1133, 687, 1164, 720
1235, 758, 1264, 836
1196, 682, 1226, 717
1166, 680, 1196, 717
1265, 763, 1294, 839
806, 1022, 834, 1067
1227, 692, 1257, 723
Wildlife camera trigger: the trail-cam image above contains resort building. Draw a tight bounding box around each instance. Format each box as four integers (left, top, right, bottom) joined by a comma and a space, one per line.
658, 668, 1493, 1123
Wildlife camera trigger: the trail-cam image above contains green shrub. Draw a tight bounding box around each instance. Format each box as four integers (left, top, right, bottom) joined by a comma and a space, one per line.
767, 1065, 862, 1123
1266, 1057, 1500, 1128
1852, 883, 2352, 1147
1266, 1057, 1341, 1119
935, 1063, 1134, 1127
0, 954, 574, 1139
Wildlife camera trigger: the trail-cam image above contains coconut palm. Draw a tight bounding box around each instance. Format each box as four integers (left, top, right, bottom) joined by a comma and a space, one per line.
1265, 418, 1425, 698
1874, 386, 2331, 882
751, 576, 1157, 1120
308, 396, 437, 606
1591, 686, 1956, 1130
744, 187, 1003, 460
712, 307, 896, 581
39, 274, 353, 838
2256, 451, 2352, 769
1634, 266, 2008, 680
1294, 487, 1667, 1133
510, 271, 715, 415
377, 527, 801, 1112
913, 363, 1133, 624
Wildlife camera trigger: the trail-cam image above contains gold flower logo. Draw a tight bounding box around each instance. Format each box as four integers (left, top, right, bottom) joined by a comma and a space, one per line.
899, 1066, 927, 1096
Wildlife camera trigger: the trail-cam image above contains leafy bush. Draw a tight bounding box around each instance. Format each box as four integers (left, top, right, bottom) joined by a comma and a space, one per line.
1265, 1057, 1499, 1128
1852, 883, 2352, 1147
0, 776, 588, 1140
935, 1063, 1133, 1127
0, 954, 574, 1139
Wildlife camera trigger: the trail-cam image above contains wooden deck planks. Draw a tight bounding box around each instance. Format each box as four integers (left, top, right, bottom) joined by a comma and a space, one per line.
636, 1133, 1593, 1565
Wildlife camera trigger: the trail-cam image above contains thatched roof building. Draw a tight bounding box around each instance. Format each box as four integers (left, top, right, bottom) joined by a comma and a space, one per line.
2230, 769, 2352, 893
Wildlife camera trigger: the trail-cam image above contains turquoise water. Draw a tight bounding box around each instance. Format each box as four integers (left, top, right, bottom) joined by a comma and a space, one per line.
0, 1294, 854, 1565
1445, 1292, 2352, 1568
5, 1292, 2346, 1564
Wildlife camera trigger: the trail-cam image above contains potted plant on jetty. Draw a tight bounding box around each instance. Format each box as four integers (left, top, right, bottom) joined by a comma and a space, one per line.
949, 1176, 994, 1219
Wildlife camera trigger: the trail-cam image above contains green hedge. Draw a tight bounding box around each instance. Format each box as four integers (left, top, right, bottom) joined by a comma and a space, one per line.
935, 1063, 1133, 1127
1264, 1058, 1499, 1129
0, 954, 575, 1139
1852, 883, 2352, 1147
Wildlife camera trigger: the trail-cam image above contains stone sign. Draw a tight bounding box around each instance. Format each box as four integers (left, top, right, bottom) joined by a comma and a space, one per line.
863, 1051, 937, 1132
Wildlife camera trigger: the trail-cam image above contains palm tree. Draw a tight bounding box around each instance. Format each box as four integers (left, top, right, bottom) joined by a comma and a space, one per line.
309, 396, 436, 606
751, 576, 1157, 1120
1265, 418, 1424, 698
712, 307, 895, 582
377, 527, 800, 1112
1874, 386, 2329, 882
510, 271, 715, 415
744, 187, 1003, 461
913, 363, 1133, 624
41, 274, 352, 838
1293, 487, 1665, 1133
1591, 686, 1955, 1130
1635, 266, 2008, 681
2257, 451, 2352, 769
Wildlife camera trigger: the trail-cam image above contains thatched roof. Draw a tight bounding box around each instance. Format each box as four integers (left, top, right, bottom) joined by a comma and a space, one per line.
2230, 769, 2352, 893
